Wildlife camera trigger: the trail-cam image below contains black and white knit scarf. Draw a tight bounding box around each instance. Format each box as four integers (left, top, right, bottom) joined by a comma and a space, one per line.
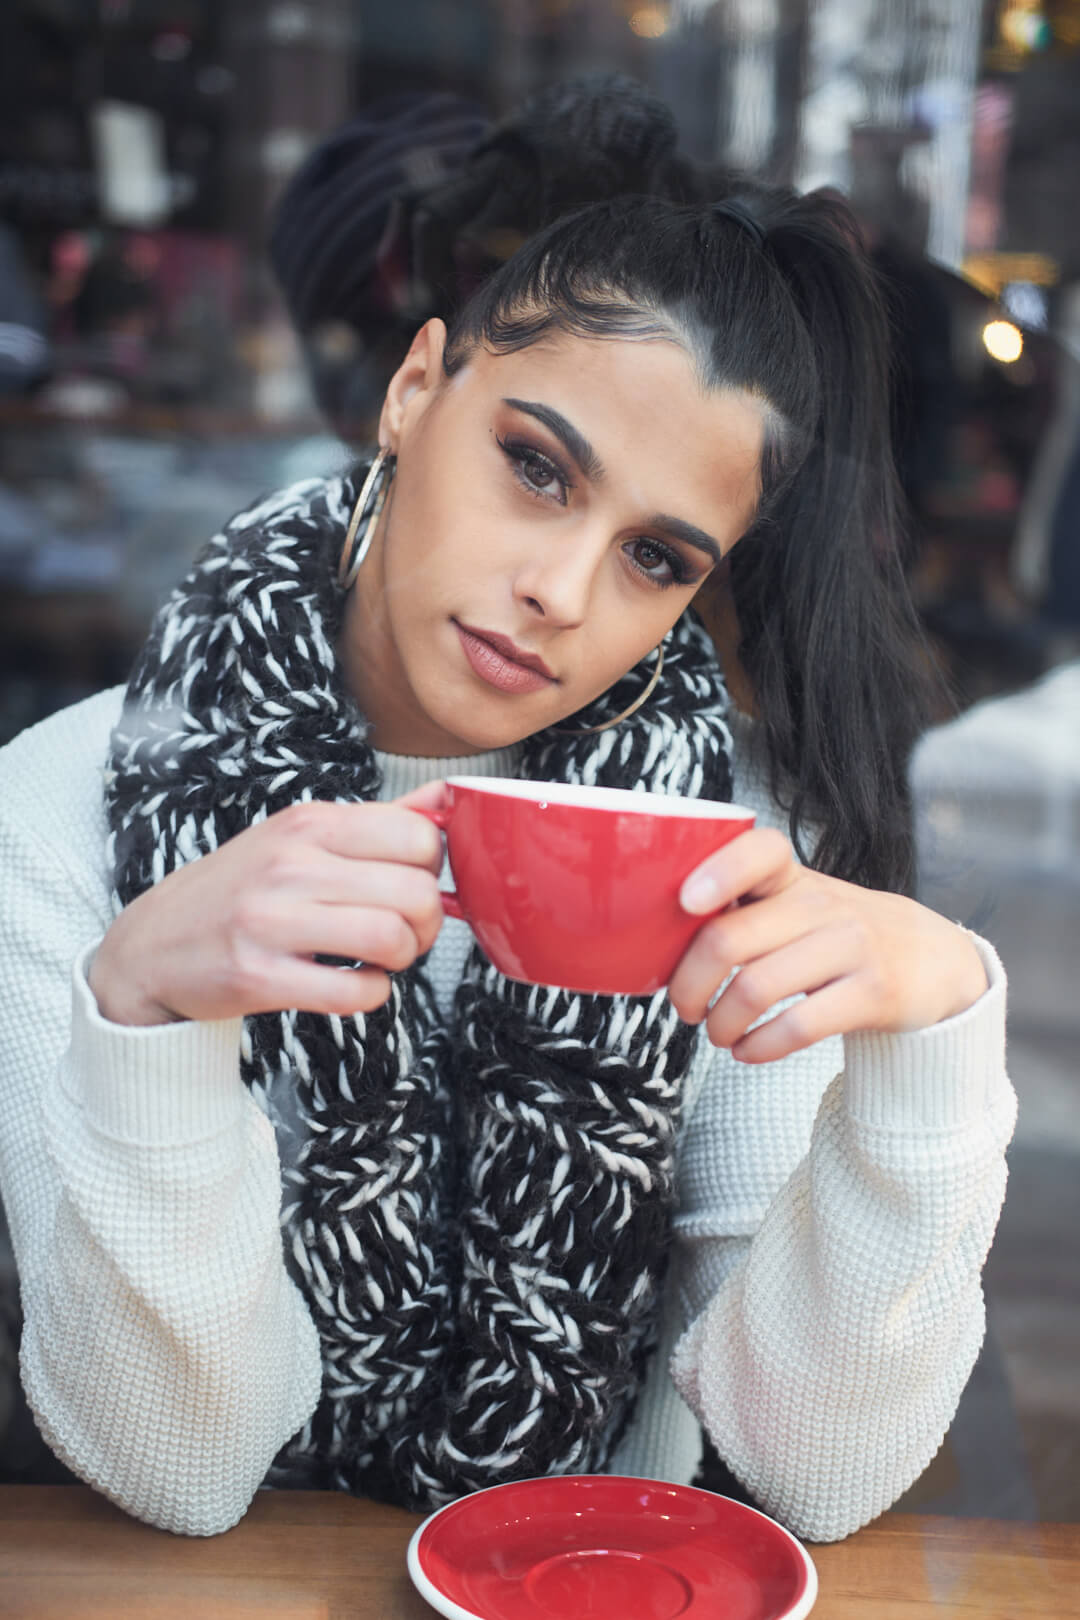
104, 468, 735, 1510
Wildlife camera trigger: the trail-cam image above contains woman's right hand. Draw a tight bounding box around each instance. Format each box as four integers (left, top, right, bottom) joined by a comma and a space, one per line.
88, 781, 449, 1027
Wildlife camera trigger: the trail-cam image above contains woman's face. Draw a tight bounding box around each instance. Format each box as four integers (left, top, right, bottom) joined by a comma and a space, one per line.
344, 319, 765, 756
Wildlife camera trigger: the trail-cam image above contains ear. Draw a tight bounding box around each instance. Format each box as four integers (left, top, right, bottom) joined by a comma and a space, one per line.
378, 318, 448, 451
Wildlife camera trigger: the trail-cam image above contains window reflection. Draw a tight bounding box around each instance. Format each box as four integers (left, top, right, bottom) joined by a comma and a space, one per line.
0, 0, 1076, 1531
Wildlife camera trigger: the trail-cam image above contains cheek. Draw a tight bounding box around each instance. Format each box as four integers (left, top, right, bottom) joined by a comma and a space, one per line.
382, 513, 477, 616
388, 497, 520, 604
583, 616, 664, 692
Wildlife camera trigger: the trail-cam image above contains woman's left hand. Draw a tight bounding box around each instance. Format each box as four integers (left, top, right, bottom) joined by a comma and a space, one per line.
668, 828, 989, 1062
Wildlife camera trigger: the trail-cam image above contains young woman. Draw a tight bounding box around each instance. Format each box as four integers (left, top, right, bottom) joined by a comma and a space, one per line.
0, 93, 1013, 1546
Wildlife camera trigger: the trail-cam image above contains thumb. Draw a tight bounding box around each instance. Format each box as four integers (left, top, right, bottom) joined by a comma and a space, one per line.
392, 777, 451, 813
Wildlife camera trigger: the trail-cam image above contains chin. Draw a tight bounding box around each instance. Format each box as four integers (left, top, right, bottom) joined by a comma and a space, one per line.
449, 716, 545, 753
425, 697, 554, 755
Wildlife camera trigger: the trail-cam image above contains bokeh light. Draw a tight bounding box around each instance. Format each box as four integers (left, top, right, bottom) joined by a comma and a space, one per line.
982, 319, 1024, 363
629, 5, 669, 38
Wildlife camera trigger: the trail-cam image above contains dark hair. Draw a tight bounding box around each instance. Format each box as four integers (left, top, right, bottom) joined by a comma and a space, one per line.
441, 187, 935, 896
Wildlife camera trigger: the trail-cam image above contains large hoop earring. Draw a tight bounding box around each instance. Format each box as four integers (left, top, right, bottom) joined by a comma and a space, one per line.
555, 641, 665, 735
338, 448, 396, 589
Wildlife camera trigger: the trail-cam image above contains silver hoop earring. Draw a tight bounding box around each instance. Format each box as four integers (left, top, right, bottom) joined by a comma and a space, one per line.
555, 641, 665, 735
338, 448, 396, 589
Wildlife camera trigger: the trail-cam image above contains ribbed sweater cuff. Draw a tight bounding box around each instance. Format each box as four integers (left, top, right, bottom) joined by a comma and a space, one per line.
63, 943, 245, 1145
842, 933, 1008, 1131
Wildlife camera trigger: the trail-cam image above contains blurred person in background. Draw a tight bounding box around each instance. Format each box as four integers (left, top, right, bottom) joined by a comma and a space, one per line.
269, 79, 714, 440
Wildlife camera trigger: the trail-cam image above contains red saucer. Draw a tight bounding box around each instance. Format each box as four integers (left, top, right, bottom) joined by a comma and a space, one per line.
406, 1475, 817, 1620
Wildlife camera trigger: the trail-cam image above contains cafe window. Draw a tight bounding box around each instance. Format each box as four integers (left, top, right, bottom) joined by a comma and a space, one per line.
0, 0, 1077, 1561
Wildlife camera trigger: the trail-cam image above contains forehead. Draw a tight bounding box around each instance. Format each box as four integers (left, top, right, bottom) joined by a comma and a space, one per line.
447, 329, 765, 522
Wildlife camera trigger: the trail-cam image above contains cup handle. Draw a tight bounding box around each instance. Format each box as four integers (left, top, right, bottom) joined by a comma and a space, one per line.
414, 804, 466, 922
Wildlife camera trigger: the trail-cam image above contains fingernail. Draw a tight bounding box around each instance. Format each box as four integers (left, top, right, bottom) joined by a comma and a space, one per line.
680, 873, 722, 914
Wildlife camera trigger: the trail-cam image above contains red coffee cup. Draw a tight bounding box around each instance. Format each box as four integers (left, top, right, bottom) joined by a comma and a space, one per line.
418, 777, 755, 996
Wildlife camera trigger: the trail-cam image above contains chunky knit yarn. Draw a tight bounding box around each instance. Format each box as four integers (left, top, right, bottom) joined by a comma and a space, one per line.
103, 468, 735, 1509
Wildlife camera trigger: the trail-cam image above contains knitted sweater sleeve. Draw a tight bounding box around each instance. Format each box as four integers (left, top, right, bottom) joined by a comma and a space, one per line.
0, 705, 322, 1536
669, 933, 1016, 1543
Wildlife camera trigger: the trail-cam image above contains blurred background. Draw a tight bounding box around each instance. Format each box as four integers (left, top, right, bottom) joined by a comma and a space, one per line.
0, 0, 1077, 1523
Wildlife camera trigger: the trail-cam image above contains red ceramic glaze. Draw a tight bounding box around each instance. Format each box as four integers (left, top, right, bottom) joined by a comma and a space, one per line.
420, 778, 755, 996
407, 1475, 818, 1620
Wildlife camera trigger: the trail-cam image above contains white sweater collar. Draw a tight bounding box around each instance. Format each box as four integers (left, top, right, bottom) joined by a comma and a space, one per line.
373, 743, 524, 802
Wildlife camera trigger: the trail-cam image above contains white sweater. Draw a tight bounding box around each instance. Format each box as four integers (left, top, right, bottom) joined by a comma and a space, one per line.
0, 686, 1016, 1542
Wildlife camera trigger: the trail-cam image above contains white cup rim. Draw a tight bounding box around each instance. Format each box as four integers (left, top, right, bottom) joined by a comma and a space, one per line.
445, 776, 755, 821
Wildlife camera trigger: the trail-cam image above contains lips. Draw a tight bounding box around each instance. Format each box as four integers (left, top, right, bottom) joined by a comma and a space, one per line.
454, 621, 557, 695
456, 623, 555, 679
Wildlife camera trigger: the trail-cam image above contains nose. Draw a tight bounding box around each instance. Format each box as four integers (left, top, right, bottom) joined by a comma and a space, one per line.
513, 526, 604, 629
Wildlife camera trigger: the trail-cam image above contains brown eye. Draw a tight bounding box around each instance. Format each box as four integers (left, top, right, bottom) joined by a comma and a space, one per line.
497, 434, 572, 505
635, 541, 667, 572
522, 456, 557, 492
625, 537, 688, 588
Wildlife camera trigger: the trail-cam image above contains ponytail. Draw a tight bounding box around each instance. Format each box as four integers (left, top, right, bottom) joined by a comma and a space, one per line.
717, 186, 938, 893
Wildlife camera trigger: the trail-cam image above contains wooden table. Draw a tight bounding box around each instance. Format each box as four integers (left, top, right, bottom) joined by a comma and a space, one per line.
0, 1485, 1077, 1619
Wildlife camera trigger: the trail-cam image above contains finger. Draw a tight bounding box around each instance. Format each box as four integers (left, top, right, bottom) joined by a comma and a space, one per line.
392, 777, 451, 813
701, 928, 860, 1049
391, 779, 451, 874
730, 977, 869, 1064
282, 905, 425, 974
238, 956, 394, 1018
680, 827, 799, 916
283, 853, 444, 952
230, 859, 443, 967
668, 879, 840, 1023
268, 799, 443, 872
234, 843, 444, 956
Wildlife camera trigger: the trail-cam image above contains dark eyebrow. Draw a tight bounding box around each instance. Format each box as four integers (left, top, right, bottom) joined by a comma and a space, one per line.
503, 398, 604, 482
649, 515, 724, 566
503, 398, 725, 565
